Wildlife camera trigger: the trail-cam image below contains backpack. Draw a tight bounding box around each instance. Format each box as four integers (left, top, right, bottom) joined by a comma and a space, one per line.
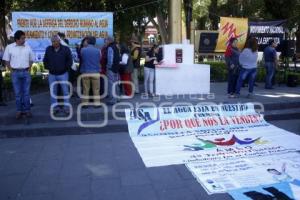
109, 43, 121, 73
131, 47, 141, 68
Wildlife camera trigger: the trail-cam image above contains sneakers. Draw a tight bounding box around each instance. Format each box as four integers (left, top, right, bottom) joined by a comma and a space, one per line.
233, 94, 240, 98
16, 112, 22, 119
15, 111, 32, 119
62, 109, 70, 116
25, 112, 33, 118
246, 93, 254, 99
228, 94, 235, 98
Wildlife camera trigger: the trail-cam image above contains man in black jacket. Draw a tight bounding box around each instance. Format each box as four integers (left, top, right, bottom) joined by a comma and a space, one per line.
43, 35, 73, 115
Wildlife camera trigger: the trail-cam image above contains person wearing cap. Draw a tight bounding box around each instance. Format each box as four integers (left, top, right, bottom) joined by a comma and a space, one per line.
130, 37, 141, 94
2, 30, 35, 119
224, 37, 240, 98
263, 39, 278, 89
43, 34, 73, 115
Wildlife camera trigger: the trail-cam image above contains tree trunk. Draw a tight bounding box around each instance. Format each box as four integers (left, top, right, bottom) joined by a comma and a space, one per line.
208, 0, 219, 30
296, 27, 300, 53
155, 9, 169, 44
0, 0, 8, 48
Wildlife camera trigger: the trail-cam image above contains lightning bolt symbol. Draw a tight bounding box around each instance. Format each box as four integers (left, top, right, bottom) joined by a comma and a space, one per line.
221, 22, 237, 38
221, 22, 247, 45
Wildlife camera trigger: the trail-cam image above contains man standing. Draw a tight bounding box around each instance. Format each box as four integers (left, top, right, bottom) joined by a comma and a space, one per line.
3, 30, 34, 119
43, 35, 73, 115
130, 37, 141, 94
263, 39, 278, 89
106, 37, 120, 105
80, 36, 101, 107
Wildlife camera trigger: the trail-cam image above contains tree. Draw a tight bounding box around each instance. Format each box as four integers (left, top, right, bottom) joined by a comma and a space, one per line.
263, 0, 300, 51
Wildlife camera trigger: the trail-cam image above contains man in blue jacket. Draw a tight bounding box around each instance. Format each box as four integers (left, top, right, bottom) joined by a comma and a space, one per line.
43, 35, 73, 115
80, 36, 101, 107
263, 39, 278, 89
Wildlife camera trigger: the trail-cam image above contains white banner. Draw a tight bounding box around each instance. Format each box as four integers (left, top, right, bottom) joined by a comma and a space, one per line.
186, 152, 300, 194
125, 104, 300, 168
125, 104, 300, 195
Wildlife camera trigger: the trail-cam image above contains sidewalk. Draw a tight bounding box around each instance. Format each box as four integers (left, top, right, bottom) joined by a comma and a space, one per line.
0, 119, 299, 200
0, 82, 300, 137
0, 82, 300, 200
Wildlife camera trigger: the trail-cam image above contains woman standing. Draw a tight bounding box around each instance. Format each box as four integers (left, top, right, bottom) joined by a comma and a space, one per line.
225, 38, 240, 98
235, 37, 258, 98
119, 43, 134, 97
144, 44, 159, 97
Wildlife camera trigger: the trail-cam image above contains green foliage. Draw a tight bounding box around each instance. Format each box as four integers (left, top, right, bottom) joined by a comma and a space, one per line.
3, 74, 48, 90
200, 61, 228, 81
31, 65, 38, 75
199, 61, 300, 85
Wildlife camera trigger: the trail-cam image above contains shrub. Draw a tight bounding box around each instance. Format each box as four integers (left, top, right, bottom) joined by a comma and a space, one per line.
199, 61, 227, 82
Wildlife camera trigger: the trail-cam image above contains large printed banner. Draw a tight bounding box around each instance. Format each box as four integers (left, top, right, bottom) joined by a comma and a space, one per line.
229, 182, 299, 200
12, 12, 113, 61
215, 17, 248, 52
249, 20, 286, 51
125, 104, 300, 168
187, 152, 300, 195
198, 19, 285, 53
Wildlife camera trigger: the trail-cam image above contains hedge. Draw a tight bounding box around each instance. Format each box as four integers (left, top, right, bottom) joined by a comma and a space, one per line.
200, 61, 300, 84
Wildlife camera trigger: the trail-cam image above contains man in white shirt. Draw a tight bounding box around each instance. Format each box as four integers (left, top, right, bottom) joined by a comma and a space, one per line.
3, 30, 35, 119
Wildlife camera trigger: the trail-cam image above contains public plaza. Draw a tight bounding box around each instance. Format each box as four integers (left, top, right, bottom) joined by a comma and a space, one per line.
1, 0, 300, 200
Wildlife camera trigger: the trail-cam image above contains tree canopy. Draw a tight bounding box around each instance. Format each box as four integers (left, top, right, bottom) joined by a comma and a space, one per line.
1, 0, 300, 47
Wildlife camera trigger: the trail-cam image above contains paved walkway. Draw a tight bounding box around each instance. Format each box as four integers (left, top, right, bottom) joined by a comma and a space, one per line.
0, 120, 300, 200
1, 119, 299, 200
0, 82, 300, 200
1, 82, 300, 116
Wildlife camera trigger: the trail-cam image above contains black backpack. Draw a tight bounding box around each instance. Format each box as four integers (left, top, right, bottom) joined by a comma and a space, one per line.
109, 43, 121, 73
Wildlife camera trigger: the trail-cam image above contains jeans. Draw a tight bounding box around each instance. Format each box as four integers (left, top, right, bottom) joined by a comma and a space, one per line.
144, 67, 155, 94
131, 68, 140, 93
227, 70, 239, 94
107, 69, 119, 103
48, 72, 70, 109
11, 70, 31, 112
236, 68, 257, 94
0, 72, 3, 102
265, 62, 275, 88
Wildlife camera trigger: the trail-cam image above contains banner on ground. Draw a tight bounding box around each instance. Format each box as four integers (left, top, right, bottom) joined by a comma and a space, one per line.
12, 12, 113, 62
215, 17, 248, 52
249, 20, 286, 51
186, 152, 300, 194
228, 182, 297, 200
125, 104, 300, 168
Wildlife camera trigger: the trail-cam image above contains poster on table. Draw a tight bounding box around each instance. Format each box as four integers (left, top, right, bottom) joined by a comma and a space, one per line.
125, 104, 300, 168
12, 12, 113, 62
215, 17, 248, 52
186, 152, 300, 194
